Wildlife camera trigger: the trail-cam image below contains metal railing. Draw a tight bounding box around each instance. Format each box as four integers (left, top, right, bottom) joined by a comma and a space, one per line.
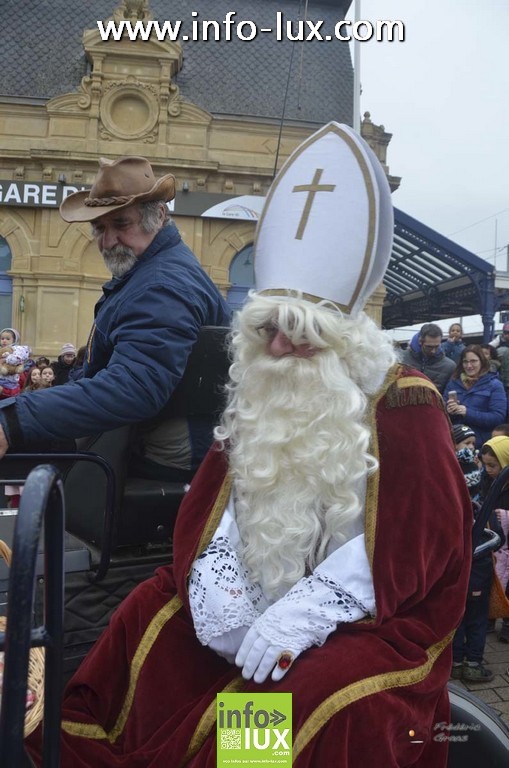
0, 464, 65, 767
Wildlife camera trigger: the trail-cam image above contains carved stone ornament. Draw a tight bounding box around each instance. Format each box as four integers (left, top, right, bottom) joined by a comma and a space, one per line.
113, 0, 151, 24
99, 80, 159, 141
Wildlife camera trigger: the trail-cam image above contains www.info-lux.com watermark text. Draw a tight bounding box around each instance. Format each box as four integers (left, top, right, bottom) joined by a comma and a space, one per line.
97, 12, 405, 43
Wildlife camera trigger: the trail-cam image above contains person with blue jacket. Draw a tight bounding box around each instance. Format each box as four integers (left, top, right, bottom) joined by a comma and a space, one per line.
0, 156, 231, 477
444, 344, 507, 448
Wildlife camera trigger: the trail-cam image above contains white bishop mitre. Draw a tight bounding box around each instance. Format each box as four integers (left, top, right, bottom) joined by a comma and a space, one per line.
254, 122, 393, 314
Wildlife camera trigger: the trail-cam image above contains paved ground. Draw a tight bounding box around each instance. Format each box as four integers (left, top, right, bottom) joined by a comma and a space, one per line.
450, 619, 509, 726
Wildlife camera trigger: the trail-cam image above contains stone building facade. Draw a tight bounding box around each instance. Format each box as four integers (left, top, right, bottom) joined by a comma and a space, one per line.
0, 0, 398, 355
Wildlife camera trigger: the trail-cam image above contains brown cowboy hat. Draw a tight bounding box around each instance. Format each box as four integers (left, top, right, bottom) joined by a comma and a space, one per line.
60, 156, 176, 223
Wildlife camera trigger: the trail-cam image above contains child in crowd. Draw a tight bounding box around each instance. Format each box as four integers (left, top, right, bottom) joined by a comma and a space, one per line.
452, 424, 481, 497
40, 366, 55, 388
51, 342, 77, 386
451, 429, 506, 682
492, 423, 509, 438
0, 328, 30, 398
0, 346, 30, 398
443, 322, 466, 363
0, 326, 19, 348
488, 426, 509, 643
485, 423, 509, 636
495, 505, 509, 643
23, 366, 42, 392
0, 328, 28, 507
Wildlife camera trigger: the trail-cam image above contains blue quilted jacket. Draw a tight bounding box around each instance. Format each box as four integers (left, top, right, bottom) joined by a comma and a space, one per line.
443, 372, 507, 447
0, 224, 230, 446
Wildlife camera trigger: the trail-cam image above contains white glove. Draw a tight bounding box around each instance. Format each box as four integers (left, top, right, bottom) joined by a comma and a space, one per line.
208, 625, 251, 664
235, 625, 300, 683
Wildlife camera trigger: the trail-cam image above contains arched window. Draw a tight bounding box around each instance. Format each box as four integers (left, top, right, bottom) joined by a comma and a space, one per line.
227, 244, 255, 310
0, 237, 13, 330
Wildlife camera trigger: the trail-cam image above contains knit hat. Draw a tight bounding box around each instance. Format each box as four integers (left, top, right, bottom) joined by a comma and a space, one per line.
452, 424, 476, 445
60, 343, 76, 356
455, 446, 481, 490
483, 435, 509, 469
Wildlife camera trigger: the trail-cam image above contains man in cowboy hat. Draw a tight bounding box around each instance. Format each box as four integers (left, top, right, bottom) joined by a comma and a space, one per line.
27, 125, 471, 767
0, 156, 230, 475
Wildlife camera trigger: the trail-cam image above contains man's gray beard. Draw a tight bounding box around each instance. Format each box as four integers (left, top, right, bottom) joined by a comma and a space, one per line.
102, 245, 138, 277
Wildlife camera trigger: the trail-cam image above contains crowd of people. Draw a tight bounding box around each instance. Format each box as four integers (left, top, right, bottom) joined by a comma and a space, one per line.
401, 322, 509, 447
0, 334, 85, 507
0, 328, 85, 398
400, 321, 509, 680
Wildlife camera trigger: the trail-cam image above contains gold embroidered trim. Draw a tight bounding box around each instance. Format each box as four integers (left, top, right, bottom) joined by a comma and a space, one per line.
293, 632, 453, 759
385, 375, 445, 412
363, 364, 401, 571
194, 474, 233, 561
61, 594, 183, 742
178, 676, 245, 767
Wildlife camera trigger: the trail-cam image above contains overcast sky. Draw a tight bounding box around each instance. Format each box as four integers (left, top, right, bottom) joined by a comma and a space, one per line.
347, 0, 509, 280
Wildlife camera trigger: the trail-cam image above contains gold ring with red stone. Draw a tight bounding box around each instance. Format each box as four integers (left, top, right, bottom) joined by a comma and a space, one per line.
276, 651, 295, 670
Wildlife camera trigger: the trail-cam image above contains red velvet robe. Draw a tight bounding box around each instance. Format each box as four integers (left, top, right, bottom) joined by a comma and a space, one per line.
27, 365, 472, 767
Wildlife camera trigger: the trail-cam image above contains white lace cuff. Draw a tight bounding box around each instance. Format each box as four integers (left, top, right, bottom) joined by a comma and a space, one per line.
254, 534, 374, 653
189, 500, 267, 645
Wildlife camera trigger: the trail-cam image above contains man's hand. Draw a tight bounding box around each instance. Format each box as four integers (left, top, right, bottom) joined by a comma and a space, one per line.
0, 425, 9, 459
235, 626, 298, 684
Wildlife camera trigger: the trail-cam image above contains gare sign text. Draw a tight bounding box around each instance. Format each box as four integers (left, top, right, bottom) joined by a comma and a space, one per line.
0, 181, 89, 207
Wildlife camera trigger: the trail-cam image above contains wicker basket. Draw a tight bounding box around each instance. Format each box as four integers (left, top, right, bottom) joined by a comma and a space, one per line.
0, 539, 45, 737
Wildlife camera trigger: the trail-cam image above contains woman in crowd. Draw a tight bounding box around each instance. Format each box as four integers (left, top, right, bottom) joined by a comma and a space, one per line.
442, 322, 466, 363
444, 344, 507, 447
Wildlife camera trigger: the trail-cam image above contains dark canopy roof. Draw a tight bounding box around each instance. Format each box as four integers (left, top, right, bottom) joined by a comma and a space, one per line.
383, 209, 497, 339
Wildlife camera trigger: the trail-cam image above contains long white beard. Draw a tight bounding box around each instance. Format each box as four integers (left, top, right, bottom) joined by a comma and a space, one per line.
218, 346, 378, 600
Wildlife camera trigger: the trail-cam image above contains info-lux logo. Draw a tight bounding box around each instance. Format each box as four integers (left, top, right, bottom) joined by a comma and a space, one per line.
217, 692, 292, 766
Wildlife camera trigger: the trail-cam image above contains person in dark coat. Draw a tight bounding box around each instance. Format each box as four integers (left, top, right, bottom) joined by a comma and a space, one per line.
0, 156, 231, 475
400, 323, 455, 393
51, 343, 77, 386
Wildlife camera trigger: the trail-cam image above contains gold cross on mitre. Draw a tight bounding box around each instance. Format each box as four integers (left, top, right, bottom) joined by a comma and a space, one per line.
292, 168, 336, 240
